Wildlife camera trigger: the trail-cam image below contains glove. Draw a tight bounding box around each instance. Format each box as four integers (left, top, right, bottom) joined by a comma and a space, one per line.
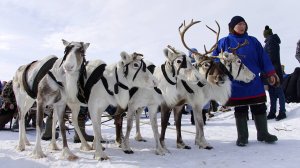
267, 73, 280, 87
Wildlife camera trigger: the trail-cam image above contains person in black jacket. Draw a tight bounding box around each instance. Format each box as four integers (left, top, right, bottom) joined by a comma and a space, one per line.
295, 40, 300, 63
0, 80, 17, 129
263, 25, 286, 121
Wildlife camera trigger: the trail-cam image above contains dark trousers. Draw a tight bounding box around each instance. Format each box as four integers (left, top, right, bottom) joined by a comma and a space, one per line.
234, 103, 267, 117
268, 85, 286, 113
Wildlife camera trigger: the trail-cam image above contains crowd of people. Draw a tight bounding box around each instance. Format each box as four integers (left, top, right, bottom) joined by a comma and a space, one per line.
1, 15, 299, 148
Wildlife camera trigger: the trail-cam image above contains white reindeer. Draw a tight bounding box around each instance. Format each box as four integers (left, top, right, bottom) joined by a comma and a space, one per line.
81, 51, 158, 160
13, 55, 58, 152
13, 39, 92, 160
119, 46, 203, 156
169, 20, 256, 149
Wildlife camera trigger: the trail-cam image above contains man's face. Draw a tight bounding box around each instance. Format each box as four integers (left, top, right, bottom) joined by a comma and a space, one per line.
234, 21, 246, 34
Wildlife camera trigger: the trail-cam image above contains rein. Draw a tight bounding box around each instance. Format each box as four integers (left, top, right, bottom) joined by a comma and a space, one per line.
218, 62, 233, 81
114, 67, 129, 94
236, 62, 243, 79
48, 71, 63, 87
176, 56, 187, 76
161, 63, 177, 85
132, 60, 146, 81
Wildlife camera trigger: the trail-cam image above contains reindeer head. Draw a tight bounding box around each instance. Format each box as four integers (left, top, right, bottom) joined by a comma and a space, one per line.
120, 51, 157, 88
61, 39, 89, 75
163, 45, 202, 84
216, 40, 255, 83
179, 20, 229, 85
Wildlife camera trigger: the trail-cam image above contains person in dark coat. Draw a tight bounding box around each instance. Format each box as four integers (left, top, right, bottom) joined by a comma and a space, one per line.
212, 16, 278, 147
263, 25, 286, 121
295, 40, 300, 63
0, 80, 17, 129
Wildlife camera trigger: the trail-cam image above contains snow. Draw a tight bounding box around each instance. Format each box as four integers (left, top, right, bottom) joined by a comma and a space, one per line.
1, 0, 300, 167
1, 101, 300, 168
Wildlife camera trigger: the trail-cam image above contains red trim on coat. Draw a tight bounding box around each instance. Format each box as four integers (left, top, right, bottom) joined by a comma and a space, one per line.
229, 93, 266, 100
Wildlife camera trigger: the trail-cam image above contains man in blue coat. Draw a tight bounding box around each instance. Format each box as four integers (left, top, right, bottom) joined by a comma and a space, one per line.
212, 16, 278, 146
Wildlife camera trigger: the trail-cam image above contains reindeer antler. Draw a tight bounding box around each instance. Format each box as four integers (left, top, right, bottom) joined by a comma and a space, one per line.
178, 20, 202, 56
179, 20, 221, 58
228, 39, 249, 55
167, 45, 179, 54
133, 52, 144, 60
204, 21, 220, 56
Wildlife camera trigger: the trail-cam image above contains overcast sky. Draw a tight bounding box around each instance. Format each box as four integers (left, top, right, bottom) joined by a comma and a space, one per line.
1, 0, 299, 81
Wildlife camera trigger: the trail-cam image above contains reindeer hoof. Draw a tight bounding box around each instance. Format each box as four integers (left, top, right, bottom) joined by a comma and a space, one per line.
203, 146, 213, 150
31, 151, 46, 159
67, 155, 79, 161
124, 150, 134, 154
155, 149, 166, 156
95, 154, 109, 161
184, 145, 191, 149
16, 145, 25, 152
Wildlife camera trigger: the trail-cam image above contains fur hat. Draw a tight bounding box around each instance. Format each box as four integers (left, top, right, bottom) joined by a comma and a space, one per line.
263, 25, 273, 38
228, 16, 248, 33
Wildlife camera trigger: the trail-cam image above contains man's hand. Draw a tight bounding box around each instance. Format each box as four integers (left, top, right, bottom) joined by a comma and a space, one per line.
268, 73, 280, 87
9, 104, 14, 110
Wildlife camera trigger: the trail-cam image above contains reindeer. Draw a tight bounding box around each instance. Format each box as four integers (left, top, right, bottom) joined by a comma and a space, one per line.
79, 51, 158, 160
163, 20, 255, 150
116, 47, 204, 156
13, 39, 92, 160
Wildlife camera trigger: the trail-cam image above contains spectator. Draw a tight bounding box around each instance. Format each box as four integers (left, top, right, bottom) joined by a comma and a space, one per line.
0, 80, 3, 93
295, 39, 300, 63
0, 80, 17, 129
263, 25, 286, 121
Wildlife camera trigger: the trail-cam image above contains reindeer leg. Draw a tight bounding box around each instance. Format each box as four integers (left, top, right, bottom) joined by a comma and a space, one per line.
69, 104, 92, 151
114, 106, 124, 147
159, 103, 171, 152
16, 108, 27, 151
148, 105, 165, 155
53, 104, 78, 160
193, 105, 213, 149
31, 101, 46, 159
174, 105, 191, 149
123, 106, 134, 154
89, 106, 109, 161
14, 91, 32, 150
135, 108, 145, 142
48, 110, 59, 150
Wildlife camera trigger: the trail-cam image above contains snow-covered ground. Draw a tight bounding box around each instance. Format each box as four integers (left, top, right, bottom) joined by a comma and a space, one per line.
0, 101, 300, 168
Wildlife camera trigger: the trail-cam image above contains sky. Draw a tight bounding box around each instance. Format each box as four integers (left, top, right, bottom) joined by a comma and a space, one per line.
1, 0, 300, 81
1, 100, 300, 167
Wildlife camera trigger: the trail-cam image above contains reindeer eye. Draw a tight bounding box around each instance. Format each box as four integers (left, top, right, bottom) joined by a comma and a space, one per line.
236, 59, 241, 64
133, 62, 140, 68
202, 62, 210, 68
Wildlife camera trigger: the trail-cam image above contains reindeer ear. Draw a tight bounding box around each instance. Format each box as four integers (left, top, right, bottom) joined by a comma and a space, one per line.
163, 48, 172, 61
83, 43, 90, 51
62, 39, 70, 46
120, 51, 129, 62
